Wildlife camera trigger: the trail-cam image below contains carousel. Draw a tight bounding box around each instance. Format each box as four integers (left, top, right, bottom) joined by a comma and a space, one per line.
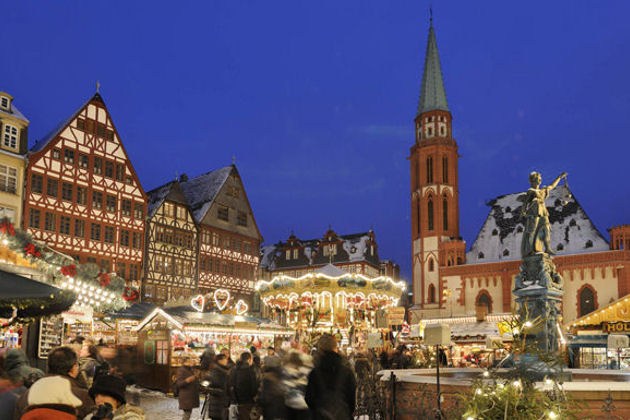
255, 264, 406, 333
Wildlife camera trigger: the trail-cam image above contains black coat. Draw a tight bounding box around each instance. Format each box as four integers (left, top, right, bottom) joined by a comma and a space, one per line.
260, 368, 285, 420
227, 362, 258, 404
305, 351, 356, 420
175, 366, 200, 410
205, 364, 230, 418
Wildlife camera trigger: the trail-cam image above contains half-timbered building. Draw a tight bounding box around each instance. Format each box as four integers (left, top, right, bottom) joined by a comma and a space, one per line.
179, 165, 262, 306
23, 92, 147, 287
143, 180, 198, 303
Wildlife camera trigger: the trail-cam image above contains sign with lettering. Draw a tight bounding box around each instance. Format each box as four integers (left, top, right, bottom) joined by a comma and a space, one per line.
386, 307, 406, 325
602, 322, 630, 334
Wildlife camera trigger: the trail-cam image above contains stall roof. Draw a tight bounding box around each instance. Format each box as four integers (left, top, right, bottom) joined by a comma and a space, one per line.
569, 293, 630, 328
422, 313, 514, 343
106, 302, 156, 320
134, 307, 291, 333
0, 269, 75, 320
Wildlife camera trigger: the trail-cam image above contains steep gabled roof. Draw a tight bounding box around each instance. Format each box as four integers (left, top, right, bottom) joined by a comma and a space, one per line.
179, 166, 232, 223
30, 94, 101, 152
418, 23, 449, 115
147, 180, 178, 218
466, 185, 609, 264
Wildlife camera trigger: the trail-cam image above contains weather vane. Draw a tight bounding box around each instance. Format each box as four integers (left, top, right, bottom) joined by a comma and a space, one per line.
96, 80, 100, 94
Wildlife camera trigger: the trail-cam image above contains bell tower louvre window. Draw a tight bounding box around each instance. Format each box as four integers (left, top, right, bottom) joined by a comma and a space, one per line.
443, 197, 448, 231
442, 156, 448, 182
427, 198, 434, 231
426, 157, 433, 183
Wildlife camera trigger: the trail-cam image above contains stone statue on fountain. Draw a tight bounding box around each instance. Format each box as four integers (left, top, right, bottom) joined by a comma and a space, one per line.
513, 171, 567, 357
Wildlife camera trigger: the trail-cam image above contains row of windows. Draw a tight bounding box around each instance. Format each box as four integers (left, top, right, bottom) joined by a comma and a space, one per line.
424, 156, 449, 184
80, 256, 140, 282
76, 118, 115, 141
199, 230, 255, 255
28, 209, 142, 248
30, 174, 144, 218
199, 256, 255, 280
51, 146, 134, 185
153, 255, 194, 277
155, 225, 194, 248
418, 196, 450, 233
159, 202, 190, 221
0, 164, 17, 194
216, 205, 248, 227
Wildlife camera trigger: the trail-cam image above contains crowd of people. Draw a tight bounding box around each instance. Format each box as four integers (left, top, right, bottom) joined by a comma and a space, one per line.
175, 334, 359, 420
0, 340, 145, 420
0, 333, 393, 420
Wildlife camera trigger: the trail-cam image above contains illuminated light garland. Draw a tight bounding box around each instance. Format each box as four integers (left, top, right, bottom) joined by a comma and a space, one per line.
191, 295, 205, 312
255, 271, 407, 292
213, 289, 231, 311
59, 278, 115, 308
235, 299, 249, 316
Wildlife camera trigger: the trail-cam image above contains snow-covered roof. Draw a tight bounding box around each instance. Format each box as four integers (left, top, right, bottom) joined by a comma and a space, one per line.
467, 185, 609, 264
316, 263, 348, 277
146, 181, 177, 218
260, 230, 380, 271
0, 103, 29, 124
179, 166, 233, 223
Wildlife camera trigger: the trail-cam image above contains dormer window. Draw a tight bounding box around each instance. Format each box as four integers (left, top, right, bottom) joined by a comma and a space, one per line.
293, 249, 298, 259
0, 96, 9, 110
286, 250, 291, 260
3, 124, 18, 149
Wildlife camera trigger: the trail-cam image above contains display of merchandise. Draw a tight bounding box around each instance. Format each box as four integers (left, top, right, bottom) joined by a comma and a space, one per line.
66, 321, 92, 340
38, 316, 64, 358
0, 329, 20, 349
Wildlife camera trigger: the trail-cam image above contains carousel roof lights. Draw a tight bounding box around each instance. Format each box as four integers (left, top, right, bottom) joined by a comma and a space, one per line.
255, 271, 407, 291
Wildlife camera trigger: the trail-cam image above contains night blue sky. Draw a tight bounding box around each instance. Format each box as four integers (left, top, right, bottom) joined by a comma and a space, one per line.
3, 1, 630, 282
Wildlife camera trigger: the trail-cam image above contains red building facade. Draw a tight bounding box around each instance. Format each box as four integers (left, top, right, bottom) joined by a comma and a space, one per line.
23, 93, 147, 287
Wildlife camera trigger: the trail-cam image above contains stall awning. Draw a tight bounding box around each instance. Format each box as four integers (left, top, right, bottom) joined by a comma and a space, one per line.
422, 313, 514, 343
567, 335, 607, 348
106, 302, 156, 320
569, 293, 630, 328
0, 269, 75, 321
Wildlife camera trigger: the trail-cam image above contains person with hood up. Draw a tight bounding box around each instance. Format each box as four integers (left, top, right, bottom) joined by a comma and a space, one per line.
19, 376, 82, 420
305, 335, 356, 420
83, 375, 144, 420
14, 346, 95, 420
227, 352, 259, 420
259, 356, 285, 420
0, 350, 44, 420
282, 350, 312, 420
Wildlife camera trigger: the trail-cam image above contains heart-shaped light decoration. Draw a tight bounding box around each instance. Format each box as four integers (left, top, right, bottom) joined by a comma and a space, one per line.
235, 299, 249, 316
213, 289, 231, 312
191, 294, 205, 312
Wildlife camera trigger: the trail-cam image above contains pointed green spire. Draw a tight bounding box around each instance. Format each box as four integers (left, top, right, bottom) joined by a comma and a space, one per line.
418, 22, 449, 115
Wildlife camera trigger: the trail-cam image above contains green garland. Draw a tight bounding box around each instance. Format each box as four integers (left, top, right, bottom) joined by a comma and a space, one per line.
0, 218, 131, 313
0, 290, 76, 324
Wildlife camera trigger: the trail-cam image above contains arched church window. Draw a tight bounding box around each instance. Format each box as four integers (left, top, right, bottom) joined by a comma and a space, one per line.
426, 157, 434, 183
579, 286, 596, 317
428, 258, 434, 272
416, 197, 421, 235
428, 284, 436, 303
443, 198, 449, 231
428, 199, 434, 231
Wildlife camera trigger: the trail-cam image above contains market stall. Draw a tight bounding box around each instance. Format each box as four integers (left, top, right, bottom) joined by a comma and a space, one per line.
255, 264, 406, 349
134, 307, 293, 392
568, 293, 630, 369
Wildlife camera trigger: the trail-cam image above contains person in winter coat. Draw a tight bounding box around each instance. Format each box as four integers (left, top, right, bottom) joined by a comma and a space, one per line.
0, 349, 44, 420
78, 345, 105, 389
199, 348, 216, 372
204, 354, 230, 420
227, 352, 259, 420
14, 346, 95, 420
83, 375, 145, 420
175, 354, 199, 420
259, 356, 285, 420
219, 348, 235, 369
19, 375, 82, 420
282, 350, 312, 420
305, 335, 356, 420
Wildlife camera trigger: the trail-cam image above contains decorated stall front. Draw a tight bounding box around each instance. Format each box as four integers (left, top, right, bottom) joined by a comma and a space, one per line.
255, 264, 406, 350
568, 293, 630, 369
134, 306, 293, 392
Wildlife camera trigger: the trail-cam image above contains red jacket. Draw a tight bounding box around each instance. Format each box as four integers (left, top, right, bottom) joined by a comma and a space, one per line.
21, 405, 77, 420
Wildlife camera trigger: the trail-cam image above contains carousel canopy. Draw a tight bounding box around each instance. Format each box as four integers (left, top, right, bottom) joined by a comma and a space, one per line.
0, 269, 75, 321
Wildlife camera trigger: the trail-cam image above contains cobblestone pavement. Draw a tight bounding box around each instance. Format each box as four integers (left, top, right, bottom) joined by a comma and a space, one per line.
127, 386, 205, 420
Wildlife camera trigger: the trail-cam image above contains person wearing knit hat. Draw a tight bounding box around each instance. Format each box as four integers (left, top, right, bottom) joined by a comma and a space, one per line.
20, 376, 82, 420
83, 375, 145, 420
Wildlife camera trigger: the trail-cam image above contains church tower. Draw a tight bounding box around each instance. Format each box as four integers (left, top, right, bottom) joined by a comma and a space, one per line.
410, 20, 465, 309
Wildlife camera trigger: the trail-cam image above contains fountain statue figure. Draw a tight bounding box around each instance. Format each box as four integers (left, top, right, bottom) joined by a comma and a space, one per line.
513, 171, 566, 360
